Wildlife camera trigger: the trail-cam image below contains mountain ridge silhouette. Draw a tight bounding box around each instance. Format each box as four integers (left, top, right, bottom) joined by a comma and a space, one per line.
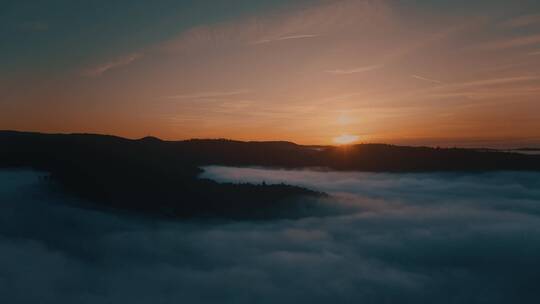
2, 130, 539, 219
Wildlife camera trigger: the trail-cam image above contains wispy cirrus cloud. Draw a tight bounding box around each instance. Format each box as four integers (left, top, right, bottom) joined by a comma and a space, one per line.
166, 90, 250, 100
326, 64, 383, 75
82, 53, 143, 77
501, 14, 540, 28
411, 74, 444, 84
416, 76, 539, 95
470, 34, 540, 51
251, 34, 319, 45
415, 76, 540, 101
159, 0, 392, 52
427, 86, 540, 100
456, 76, 539, 88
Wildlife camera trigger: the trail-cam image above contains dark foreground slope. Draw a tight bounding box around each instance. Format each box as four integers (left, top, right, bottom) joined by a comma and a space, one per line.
0, 131, 323, 219
2, 131, 540, 218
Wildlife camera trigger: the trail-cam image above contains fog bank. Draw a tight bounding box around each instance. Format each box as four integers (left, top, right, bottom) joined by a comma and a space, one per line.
1, 168, 540, 303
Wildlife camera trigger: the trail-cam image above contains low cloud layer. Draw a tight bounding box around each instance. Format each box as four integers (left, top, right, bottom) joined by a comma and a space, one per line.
2, 168, 540, 303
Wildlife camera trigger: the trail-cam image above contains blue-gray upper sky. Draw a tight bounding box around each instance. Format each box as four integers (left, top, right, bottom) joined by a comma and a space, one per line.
1, 0, 308, 73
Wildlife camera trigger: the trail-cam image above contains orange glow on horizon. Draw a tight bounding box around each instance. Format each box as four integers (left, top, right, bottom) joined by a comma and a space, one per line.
333, 134, 360, 145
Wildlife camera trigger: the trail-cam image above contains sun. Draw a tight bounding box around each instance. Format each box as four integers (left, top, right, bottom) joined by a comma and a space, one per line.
333, 134, 360, 145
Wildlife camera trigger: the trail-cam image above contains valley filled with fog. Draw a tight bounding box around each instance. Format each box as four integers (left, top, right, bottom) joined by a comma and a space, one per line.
1, 167, 540, 303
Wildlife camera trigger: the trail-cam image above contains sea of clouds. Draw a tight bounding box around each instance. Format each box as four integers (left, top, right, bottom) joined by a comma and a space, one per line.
1, 167, 540, 303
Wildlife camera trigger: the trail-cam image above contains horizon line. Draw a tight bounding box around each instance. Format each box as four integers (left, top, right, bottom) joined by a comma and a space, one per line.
1, 129, 539, 150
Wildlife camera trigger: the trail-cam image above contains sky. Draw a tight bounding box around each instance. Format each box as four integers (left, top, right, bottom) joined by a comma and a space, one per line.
1, 0, 540, 147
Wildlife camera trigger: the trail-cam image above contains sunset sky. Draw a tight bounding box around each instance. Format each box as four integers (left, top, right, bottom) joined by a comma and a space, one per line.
2, 0, 540, 147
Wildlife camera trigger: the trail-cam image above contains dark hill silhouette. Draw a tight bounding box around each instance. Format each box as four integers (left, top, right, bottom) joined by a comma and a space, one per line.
0, 131, 324, 219
170, 138, 540, 172
2, 130, 540, 218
